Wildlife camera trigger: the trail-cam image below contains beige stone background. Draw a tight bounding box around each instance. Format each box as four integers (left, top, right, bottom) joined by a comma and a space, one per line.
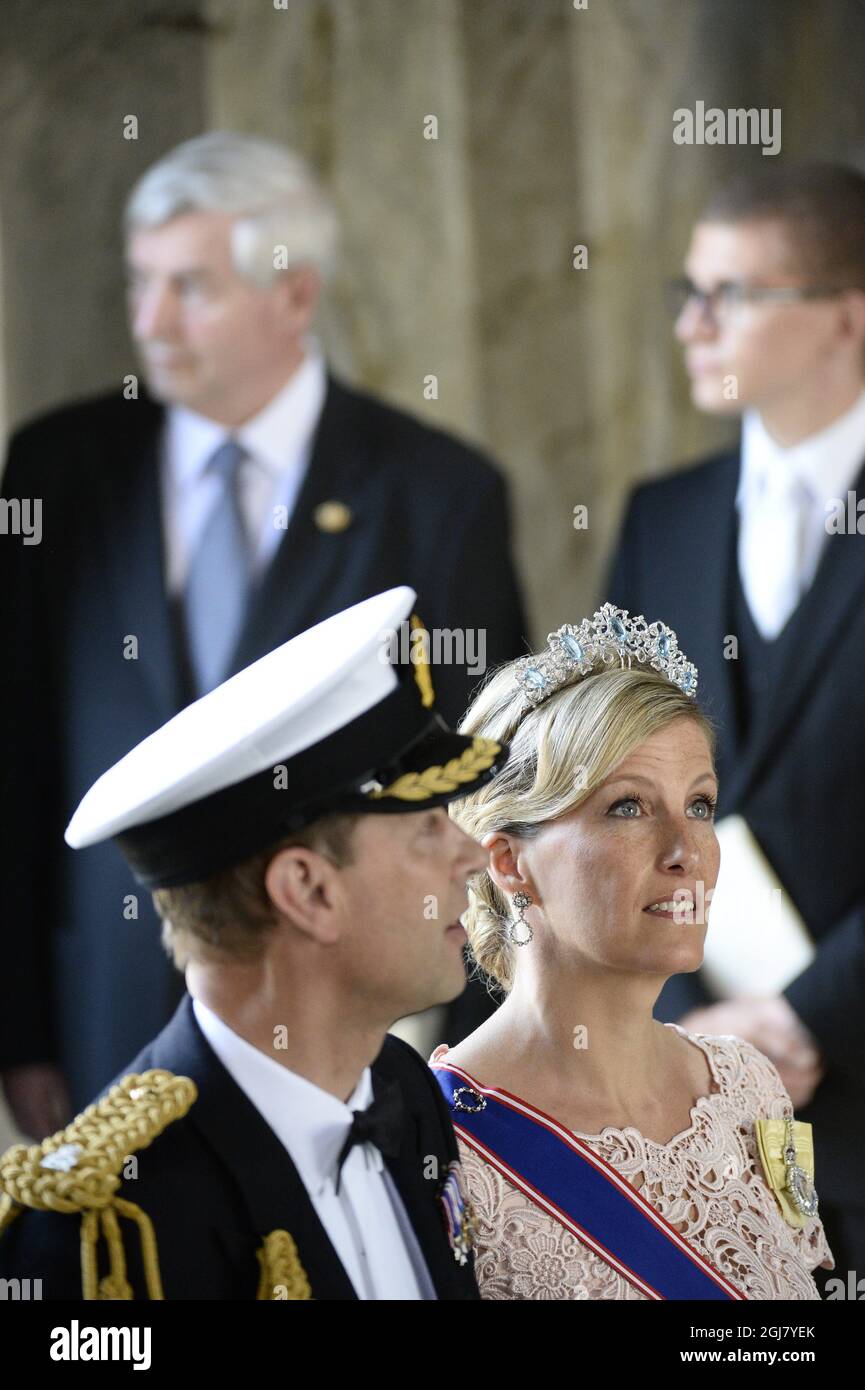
1, 0, 864, 1146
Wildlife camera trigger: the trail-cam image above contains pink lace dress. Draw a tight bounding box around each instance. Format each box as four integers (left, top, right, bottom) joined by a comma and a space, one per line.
430, 1025, 834, 1300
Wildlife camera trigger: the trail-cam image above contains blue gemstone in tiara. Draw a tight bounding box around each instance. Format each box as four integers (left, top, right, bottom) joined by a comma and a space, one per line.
515, 602, 699, 708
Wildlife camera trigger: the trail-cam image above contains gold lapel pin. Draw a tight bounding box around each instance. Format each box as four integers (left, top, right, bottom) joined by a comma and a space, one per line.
313, 500, 353, 534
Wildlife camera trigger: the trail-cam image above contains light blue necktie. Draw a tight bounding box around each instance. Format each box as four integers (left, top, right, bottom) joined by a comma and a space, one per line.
184, 438, 251, 695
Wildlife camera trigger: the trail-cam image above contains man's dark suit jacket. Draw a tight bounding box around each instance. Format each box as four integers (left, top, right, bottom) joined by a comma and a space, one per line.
605, 445, 865, 1217
0, 376, 527, 1107
0, 996, 480, 1299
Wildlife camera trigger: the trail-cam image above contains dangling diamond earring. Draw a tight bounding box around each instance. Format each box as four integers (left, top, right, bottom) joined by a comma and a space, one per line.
508, 891, 534, 946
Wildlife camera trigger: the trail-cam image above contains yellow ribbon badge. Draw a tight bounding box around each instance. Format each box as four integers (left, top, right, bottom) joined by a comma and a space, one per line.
755, 1117, 818, 1229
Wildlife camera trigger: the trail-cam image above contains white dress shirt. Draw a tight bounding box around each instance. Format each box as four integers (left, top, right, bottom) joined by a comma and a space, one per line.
737, 388, 865, 638
191, 997, 436, 1301
161, 346, 328, 594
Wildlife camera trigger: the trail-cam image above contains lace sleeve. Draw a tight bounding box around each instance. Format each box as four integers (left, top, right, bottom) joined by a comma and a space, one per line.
730, 1035, 835, 1273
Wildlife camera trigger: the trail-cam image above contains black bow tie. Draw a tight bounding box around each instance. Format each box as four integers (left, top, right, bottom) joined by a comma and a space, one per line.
334, 1080, 404, 1193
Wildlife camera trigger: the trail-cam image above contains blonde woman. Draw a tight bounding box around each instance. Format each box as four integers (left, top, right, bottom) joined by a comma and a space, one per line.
430, 604, 833, 1300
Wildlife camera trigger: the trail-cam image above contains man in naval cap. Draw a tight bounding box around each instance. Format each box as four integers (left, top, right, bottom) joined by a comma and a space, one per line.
0, 586, 507, 1300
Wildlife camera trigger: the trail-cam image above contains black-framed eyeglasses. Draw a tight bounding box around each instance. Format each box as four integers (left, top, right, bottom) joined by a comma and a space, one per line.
664, 276, 848, 322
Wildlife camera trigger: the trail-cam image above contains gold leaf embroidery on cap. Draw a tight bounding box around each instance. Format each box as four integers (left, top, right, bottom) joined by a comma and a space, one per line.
366, 736, 502, 802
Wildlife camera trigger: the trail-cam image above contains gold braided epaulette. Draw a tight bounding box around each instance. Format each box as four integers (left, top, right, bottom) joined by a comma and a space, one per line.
366, 736, 502, 802
0, 1068, 197, 1299
256, 1229, 312, 1300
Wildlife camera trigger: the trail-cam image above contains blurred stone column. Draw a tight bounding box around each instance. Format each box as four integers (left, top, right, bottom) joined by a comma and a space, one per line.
458, 0, 590, 637
204, 0, 484, 436
567, 0, 738, 604
0, 0, 208, 430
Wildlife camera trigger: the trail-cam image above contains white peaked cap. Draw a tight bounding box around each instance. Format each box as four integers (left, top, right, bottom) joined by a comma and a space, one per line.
63, 586, 507, 889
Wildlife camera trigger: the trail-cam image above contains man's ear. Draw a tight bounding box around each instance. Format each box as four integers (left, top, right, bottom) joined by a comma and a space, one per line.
274, 264, 320, 335
839, 287, 865, 354
482, 831, 536, 902
264, 845, 343, 944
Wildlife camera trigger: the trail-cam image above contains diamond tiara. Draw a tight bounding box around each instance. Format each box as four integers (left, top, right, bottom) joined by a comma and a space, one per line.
515, 602, 698, 708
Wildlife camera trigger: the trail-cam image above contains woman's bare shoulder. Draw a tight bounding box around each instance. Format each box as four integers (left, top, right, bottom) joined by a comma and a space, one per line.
428, 1037, 493, 1080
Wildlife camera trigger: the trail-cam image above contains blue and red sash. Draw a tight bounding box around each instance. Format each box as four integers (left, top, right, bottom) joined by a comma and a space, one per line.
432, 1063, 745, 1301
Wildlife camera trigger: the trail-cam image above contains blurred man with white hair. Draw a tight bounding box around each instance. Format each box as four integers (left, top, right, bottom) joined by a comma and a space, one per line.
0, 131, 527, 1137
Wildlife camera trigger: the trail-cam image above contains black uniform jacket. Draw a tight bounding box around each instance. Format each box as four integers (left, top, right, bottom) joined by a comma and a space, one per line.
0, 996, 482, 1300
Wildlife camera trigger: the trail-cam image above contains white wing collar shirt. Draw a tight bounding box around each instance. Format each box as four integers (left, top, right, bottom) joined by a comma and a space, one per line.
191, 997, 436, 1301
737, 387, 865, 640
161, 344, 328, 594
